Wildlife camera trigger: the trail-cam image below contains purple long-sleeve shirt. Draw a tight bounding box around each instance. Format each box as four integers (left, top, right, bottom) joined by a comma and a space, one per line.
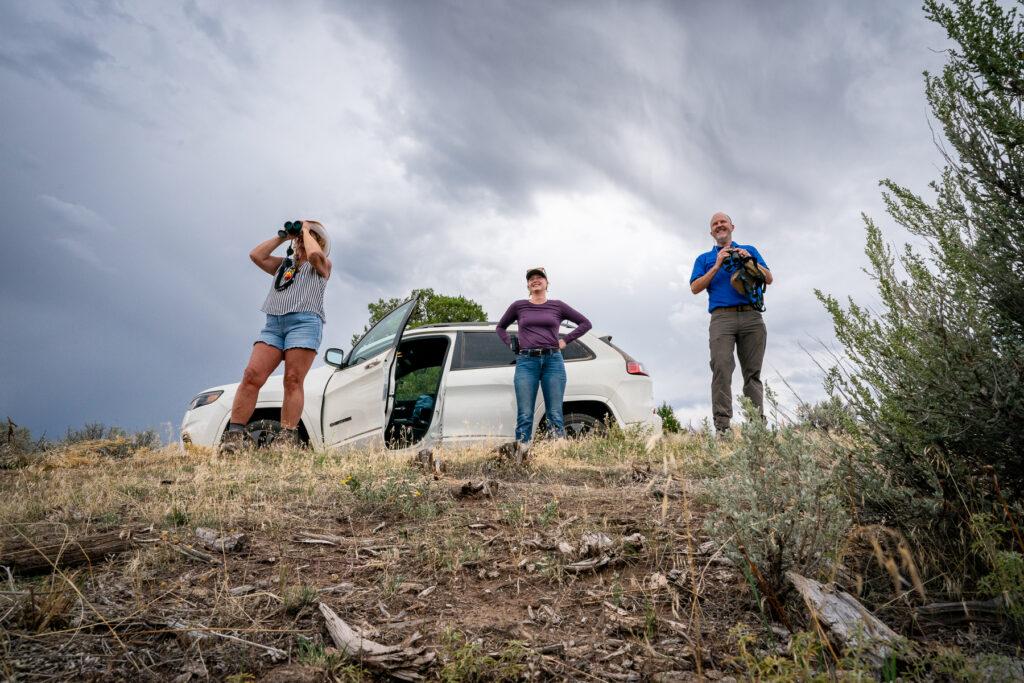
496, 299, 592, 350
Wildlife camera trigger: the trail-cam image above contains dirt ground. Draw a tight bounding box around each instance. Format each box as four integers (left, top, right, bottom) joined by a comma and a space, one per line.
2, 435, 1020, 681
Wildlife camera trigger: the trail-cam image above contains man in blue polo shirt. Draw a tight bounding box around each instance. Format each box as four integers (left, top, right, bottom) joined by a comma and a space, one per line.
690, 212, 773, 435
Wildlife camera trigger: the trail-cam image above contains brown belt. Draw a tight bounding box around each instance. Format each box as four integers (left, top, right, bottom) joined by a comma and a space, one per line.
713, 305, 755, 312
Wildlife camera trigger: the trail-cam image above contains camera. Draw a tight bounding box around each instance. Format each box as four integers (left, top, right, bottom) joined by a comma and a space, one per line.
277, 220, 304, 239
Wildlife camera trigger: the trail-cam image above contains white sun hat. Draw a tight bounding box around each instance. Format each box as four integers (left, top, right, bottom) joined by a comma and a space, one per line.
305, 221, 331, 257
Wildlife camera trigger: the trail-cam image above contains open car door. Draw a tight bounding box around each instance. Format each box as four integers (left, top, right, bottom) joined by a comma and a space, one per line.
321, 297, 418, 449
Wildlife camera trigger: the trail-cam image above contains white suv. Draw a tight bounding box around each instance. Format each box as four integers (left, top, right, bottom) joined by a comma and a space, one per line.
181, 298, 661, 451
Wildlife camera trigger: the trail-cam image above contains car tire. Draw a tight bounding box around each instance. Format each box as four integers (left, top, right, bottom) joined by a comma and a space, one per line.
224, 418, 309, 448
562, 412, 605, 439
245, 419, 283, 448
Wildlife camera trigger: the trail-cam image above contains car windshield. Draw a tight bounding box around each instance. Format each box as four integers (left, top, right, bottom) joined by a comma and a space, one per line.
347, 299, 416, 366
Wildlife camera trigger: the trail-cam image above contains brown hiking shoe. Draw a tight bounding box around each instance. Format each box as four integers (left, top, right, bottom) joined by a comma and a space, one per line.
219, 428, 248, 455
272, 428, 303, 452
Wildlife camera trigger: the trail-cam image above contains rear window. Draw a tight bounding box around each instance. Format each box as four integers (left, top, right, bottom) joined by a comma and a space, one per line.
559, 335, 595, 361
452, 331, 594, 370
452, 332, 516, 370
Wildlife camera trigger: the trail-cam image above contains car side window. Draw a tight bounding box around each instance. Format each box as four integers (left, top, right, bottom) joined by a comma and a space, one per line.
348, 298, 416, 366
453, 332, 517, 370
560, 336, 595, 362
452, 332, 595, 369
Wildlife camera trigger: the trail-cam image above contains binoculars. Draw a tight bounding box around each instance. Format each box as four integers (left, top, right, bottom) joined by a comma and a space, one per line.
277, 220, 304, 239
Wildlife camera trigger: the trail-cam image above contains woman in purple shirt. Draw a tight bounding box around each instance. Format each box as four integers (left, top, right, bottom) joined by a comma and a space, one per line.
496, 267, 592, 444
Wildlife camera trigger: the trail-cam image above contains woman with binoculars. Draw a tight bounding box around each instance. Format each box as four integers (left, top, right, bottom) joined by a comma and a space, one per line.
220, 220, 332, 454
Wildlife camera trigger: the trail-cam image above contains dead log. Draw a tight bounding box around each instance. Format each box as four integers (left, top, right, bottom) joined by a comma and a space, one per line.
319, 602, 435, 680
0, 529, 135, 575
915, 596, 1006, 626
787, 571, 904, 669
195, 527, 248, 553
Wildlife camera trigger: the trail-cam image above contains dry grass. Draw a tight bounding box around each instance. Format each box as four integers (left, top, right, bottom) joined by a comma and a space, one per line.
1, 429, 1019, 681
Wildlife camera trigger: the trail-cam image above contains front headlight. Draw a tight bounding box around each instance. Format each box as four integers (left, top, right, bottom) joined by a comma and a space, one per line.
188, 390, 224, 411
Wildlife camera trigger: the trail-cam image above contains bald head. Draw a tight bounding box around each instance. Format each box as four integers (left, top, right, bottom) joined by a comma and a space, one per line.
709, 212, 735, 246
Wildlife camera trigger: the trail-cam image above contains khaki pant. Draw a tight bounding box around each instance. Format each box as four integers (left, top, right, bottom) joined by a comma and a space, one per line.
709, 309, 766, 432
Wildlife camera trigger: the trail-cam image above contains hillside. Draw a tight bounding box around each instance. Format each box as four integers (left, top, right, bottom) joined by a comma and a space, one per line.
1, 429, 1021, 681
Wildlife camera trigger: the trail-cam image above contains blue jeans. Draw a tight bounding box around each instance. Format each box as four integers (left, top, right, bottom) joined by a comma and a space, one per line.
513, 351, 566, 443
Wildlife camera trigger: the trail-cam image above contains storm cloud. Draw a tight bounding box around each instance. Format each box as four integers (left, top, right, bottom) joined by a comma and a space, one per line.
0, 0, 949, 437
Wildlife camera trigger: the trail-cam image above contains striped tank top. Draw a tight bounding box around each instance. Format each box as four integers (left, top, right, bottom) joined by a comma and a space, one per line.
261, 260, 327, 321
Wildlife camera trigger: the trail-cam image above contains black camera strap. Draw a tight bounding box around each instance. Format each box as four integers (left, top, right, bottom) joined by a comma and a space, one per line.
271, 221, 310, 291
273, 241, 299, 292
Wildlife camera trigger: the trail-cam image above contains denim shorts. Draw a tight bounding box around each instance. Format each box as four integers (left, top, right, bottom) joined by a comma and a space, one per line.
256, 312, 323, 351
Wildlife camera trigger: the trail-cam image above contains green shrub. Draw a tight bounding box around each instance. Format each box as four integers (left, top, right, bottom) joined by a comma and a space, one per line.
555, 420, 653, 464
703, 402, 851, 595
341, 471, 446, 521
63, 422, 160, 458
970, 512, 1024, 631
795, 397, 855, 434
816, 0, 1024, 589
438, 629, 526, 682
656, 401, 681, 433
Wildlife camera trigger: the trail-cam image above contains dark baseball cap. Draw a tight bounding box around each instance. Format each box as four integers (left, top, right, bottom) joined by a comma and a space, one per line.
526, 266, 547, 280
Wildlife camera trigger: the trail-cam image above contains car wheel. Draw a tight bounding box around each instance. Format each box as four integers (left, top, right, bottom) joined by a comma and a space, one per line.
562, 412, 604, 439
246, 419, 282, 448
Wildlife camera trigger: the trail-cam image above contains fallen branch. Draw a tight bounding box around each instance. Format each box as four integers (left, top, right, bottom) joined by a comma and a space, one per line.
0, 529, 135, 575
787, 571, 903, 669
165, 619, 286, 661
915, 596, 1006, 626
319, 602, 434, 680
294, 532, 346, 546
564, 555, 613, 573
166, 542, 217, 564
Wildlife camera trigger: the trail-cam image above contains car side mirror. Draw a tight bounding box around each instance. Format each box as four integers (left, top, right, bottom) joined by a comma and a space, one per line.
324, 348, 346, 368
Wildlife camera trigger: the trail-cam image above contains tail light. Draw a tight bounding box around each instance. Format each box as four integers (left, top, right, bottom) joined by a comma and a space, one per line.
626, 361, 648, 376
601, 336, 650, 377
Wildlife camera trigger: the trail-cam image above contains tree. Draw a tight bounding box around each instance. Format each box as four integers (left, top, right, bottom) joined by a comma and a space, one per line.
816, 0, 1024, 532
351, 288, 488, 346
656, 401, 681, 434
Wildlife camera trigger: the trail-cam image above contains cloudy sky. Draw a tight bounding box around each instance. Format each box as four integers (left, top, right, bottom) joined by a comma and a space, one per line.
0, 0, 951, 440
